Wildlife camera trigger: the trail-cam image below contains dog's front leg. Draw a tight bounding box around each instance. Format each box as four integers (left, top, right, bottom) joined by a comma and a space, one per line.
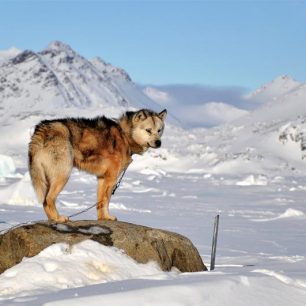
97, 175, 117, 221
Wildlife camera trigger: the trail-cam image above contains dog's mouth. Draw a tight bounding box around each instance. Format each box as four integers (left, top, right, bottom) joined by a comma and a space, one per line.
147, 140, 161, 149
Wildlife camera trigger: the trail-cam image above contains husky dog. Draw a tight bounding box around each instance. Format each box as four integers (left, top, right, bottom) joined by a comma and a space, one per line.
29, 109, 167, 223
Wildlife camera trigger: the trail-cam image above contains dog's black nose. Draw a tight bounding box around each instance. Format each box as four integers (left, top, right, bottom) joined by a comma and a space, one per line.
155, 140, 161, 148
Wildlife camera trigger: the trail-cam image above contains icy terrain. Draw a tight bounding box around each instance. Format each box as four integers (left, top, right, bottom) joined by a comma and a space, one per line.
1, 42, 306, 305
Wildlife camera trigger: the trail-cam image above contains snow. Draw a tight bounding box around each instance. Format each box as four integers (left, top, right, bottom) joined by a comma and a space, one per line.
245, 75, 301, 104
0, 47, 21, 64
42, 275, 306, 306
143, 86, 171, 103
236, 174, 268, 186
0, 155, 16, 177
278, 208, 304, 219
1, 42, 306, 305
1, 167, 306, 305
252, 208, 305, 222
0, 172, 37, 206
0, 240, 165, 300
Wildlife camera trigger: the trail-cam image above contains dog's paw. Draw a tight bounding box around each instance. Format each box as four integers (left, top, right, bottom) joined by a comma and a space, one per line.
108, 215, 117, 221
98, 215, 117, 221
56, 215, 69, 223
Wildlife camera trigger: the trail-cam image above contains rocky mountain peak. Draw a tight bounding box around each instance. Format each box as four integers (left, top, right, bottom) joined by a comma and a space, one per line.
45, 41, 75, 54
0, 41, 158, 120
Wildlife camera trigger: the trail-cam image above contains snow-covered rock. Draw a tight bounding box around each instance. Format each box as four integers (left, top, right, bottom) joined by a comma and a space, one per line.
279, 120, 306, 159
0, 220, 206, 275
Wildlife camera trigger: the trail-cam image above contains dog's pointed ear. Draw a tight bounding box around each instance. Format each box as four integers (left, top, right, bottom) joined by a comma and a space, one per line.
158, 109, 167, 121
133, 110, 147, 123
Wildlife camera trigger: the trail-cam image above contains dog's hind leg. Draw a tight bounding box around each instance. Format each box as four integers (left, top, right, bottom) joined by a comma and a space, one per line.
29, 155, 49, 205
44, 170, 71, 223
43, 139, 73, 223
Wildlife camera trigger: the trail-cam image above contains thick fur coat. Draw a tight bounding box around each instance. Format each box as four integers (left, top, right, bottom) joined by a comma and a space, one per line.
28, 109, 167, 222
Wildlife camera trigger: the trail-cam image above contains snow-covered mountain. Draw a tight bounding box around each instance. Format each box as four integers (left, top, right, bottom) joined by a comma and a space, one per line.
0, 41, 160, 122
245, 75, 301, 104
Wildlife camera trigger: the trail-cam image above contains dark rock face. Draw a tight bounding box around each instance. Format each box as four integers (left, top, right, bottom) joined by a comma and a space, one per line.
11, 50, 36, 65
0, 220, 207, 274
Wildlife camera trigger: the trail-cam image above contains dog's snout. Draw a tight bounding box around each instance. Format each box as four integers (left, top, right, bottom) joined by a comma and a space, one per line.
155, 140, 161, 148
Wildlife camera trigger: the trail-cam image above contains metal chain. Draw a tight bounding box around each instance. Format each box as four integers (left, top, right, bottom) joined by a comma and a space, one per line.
68, 202, 98, 218
69, 166, 128, 218
111, 167, 128, 195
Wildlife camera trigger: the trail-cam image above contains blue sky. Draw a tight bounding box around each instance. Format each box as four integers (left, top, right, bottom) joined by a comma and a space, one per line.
0, 0, 305, 89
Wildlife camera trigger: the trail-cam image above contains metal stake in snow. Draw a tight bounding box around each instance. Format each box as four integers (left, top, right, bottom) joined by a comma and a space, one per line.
210, 214, 220, 271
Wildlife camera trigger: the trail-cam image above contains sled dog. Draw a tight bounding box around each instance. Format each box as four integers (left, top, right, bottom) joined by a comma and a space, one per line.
29, 109, 167, 223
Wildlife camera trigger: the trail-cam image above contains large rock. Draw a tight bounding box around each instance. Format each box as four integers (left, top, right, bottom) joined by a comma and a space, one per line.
0, 220, 207, 274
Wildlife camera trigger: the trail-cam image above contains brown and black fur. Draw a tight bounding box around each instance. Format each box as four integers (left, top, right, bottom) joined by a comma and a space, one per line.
28, 109, 167, 223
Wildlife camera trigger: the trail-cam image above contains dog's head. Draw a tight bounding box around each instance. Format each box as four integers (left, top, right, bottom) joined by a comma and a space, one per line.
130, 109, 167, 151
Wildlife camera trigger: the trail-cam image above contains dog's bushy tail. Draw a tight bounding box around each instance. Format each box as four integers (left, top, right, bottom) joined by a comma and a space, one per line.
28, 138, 48, 204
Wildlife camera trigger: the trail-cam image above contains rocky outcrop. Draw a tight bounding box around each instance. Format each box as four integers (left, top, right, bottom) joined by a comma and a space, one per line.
0, 220, 207, 274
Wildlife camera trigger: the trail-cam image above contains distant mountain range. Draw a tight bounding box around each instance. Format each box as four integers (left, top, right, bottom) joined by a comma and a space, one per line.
1, 41, 306, 175
1, 41, 302, 128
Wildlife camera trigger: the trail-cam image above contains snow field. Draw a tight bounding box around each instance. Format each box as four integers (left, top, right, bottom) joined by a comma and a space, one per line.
1, 163, 306, 305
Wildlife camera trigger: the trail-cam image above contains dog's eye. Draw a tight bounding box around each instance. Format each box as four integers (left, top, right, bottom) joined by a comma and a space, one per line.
158, 129, 161, 133
146, 129, 152, 134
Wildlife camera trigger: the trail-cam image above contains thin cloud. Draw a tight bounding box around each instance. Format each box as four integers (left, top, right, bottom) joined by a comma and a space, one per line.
140, 83, 254, 128
149, 84, 252, 109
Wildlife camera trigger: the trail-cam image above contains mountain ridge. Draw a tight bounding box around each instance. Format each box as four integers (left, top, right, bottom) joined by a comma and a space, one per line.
0, 41, 160, 123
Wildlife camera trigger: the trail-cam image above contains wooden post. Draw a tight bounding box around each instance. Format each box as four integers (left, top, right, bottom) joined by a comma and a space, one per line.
210, 214, 220, 271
